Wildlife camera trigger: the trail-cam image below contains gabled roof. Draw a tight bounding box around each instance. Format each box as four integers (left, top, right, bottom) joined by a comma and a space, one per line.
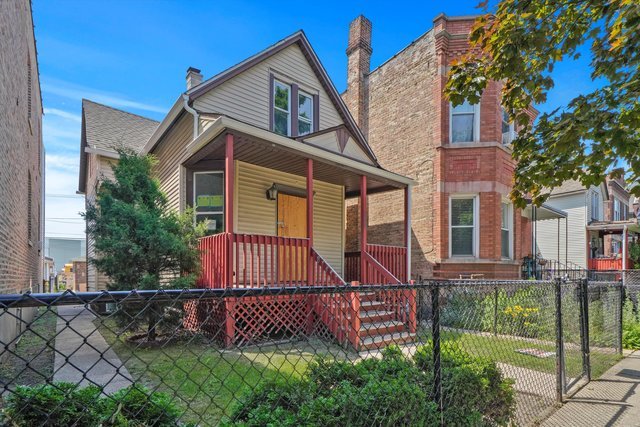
78, 99, 159, 193
549, 179, 609, 200
184, 30, 378, 165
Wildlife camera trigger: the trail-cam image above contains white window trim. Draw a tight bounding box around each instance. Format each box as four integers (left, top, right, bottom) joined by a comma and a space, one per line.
449, 102, 481, 143
449, 194, 479, 258
501, 199, 513, 260
273, 79, 291, 136
193, 171, 225, 232
614, 198, 621, 221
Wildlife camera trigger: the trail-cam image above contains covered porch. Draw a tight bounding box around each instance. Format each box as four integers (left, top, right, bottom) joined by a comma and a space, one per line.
186, 117, 414, 288
183, 116, 416, 349
587, 220, 639, 270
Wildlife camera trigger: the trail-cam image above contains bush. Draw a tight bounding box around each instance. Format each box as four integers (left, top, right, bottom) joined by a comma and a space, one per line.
228, 344, 515, 426
2, 382, 104, 426
623, 323, 640, 350
1, 382, 184, 427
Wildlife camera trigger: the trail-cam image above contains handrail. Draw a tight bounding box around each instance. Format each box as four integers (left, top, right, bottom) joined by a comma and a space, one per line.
363, 252, 401, 284
310, 248, 347, 286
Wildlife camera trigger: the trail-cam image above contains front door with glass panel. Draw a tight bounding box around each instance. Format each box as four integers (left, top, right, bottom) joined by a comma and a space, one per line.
194, 171, 224, 235
277, 194, 307, 283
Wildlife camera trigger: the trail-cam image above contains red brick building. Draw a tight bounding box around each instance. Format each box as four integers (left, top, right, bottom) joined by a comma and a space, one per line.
343, 14, 533, 279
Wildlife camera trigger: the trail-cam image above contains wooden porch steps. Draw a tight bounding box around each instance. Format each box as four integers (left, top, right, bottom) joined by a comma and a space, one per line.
357, 293, 415, 351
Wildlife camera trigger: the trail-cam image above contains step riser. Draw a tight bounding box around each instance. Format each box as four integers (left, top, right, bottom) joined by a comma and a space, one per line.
360, 324, 405, 338
360, 334, 415, 351
360, 301, 386, 312
360, 312, 394, 323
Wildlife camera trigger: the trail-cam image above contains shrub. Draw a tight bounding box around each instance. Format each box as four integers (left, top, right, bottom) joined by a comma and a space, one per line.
1, 382, 183, 427
229, 344, 515, 426
1, 382, 104, 426
623, 323, 640, 350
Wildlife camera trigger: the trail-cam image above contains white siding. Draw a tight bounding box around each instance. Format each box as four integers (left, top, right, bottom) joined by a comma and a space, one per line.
235, 161, 344, 274
535, 193, 587, 268
194, 44, 343, 132
586, 186, 606, 222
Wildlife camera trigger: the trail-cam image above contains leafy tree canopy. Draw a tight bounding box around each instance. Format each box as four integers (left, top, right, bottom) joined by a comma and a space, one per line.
445, 0, 640, 206
84, 149, 203, 291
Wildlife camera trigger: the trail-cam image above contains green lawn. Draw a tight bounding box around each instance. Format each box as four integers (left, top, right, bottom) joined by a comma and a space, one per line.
418, 328, 622, 379
0, 308, 57, 388
98, 320, 352, 426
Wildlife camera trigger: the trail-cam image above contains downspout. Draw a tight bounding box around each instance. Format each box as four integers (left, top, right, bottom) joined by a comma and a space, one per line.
182, 94, 200, 139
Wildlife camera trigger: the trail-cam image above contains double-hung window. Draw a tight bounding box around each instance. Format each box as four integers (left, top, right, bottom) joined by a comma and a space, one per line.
450, 101, 479, 143
273, 80, 291, 136
614, 198, 621, 221
591, 191, 600, 221
297, 90, 313, 136
194, 171, 224, 235
501, 108, 515, 145
450, 196, 477, 257
501, 202, 512, 259
272, 77, 316, 137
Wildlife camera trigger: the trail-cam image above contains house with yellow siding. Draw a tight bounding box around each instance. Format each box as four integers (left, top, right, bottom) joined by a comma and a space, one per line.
78, 31, 416, 350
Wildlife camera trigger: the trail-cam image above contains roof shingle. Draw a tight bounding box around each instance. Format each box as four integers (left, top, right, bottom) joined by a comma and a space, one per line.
82, 99, 159, 154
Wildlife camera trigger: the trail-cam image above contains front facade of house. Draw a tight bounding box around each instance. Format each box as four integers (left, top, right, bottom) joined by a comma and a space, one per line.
79, 32, 416, 349
0, 0, 44, 352
342, 15, 533, 280
603, 172, 632, 257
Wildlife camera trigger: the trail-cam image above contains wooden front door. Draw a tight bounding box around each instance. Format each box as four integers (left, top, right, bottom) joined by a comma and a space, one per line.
277, 194, 307, 283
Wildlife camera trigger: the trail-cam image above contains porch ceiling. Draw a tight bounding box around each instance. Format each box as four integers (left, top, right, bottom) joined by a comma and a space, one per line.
587, 220, 640, 235
184, 118, 413, 197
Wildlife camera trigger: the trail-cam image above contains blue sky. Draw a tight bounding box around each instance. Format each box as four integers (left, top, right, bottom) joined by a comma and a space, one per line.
33, 0, 597, 238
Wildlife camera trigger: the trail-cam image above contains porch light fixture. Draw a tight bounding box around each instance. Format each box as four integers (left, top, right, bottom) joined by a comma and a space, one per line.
266, 183, 278, 201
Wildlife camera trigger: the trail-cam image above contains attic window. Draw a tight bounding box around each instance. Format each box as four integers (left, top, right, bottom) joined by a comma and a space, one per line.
271, 74, 318, 137
273, 80, 290, 136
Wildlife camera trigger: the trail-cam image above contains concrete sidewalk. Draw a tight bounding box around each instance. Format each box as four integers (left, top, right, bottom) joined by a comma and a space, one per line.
542, 351, 640, 426
53, 305, 132, 394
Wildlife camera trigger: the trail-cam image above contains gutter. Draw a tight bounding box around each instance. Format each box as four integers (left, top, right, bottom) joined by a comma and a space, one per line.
182, 94, 200, 140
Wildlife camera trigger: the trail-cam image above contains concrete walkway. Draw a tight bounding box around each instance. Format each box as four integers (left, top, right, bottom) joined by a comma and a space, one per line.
53, 305, 132, 394
542, 351, 640, 426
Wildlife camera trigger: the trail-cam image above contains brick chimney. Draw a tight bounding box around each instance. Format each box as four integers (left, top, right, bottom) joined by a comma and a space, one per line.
344, 15, 372, 135
186, 67, 203, 90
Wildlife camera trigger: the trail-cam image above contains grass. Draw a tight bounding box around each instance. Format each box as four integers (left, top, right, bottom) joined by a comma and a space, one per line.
0, 308, 58, 388
98, 319, 352, 426
417, 328, 622, 379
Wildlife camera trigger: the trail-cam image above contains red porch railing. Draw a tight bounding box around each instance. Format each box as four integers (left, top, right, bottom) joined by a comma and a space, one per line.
366, 244, 407, 283
588, 257, 631, 270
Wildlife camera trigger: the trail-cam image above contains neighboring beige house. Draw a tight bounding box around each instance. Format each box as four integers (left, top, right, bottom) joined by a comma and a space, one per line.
0, 0, 44, 352
77, 100, 159, 291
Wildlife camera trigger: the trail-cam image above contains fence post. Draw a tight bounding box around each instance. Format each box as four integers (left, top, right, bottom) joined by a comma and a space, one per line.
554, 277, 564, 403
618, 279, 624, 355
579, 278, 591, 382
493, 284, 499, 336
430, 281, 442, 417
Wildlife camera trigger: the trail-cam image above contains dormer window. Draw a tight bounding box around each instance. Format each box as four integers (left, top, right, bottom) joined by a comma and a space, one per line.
273, 80, 291, 136
271, 75, 318, 137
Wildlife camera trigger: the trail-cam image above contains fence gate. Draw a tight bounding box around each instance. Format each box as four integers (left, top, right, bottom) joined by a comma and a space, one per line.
556, 279, 588, 396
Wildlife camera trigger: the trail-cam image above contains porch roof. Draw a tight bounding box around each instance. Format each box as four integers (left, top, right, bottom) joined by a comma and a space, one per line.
587, 220, 640, 234
522, 203, 567, 221
184, 115, 415, 197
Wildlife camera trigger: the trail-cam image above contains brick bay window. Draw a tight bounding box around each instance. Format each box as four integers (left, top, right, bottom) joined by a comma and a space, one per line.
501, 201, 513, 259
450, 101, 480, 143
450, 195, 478, 257
271, 75, 318, 137
194, 171, 224, 234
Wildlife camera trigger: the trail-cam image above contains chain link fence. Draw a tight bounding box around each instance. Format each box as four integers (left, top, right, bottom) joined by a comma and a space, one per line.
0, 279, 626, 426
